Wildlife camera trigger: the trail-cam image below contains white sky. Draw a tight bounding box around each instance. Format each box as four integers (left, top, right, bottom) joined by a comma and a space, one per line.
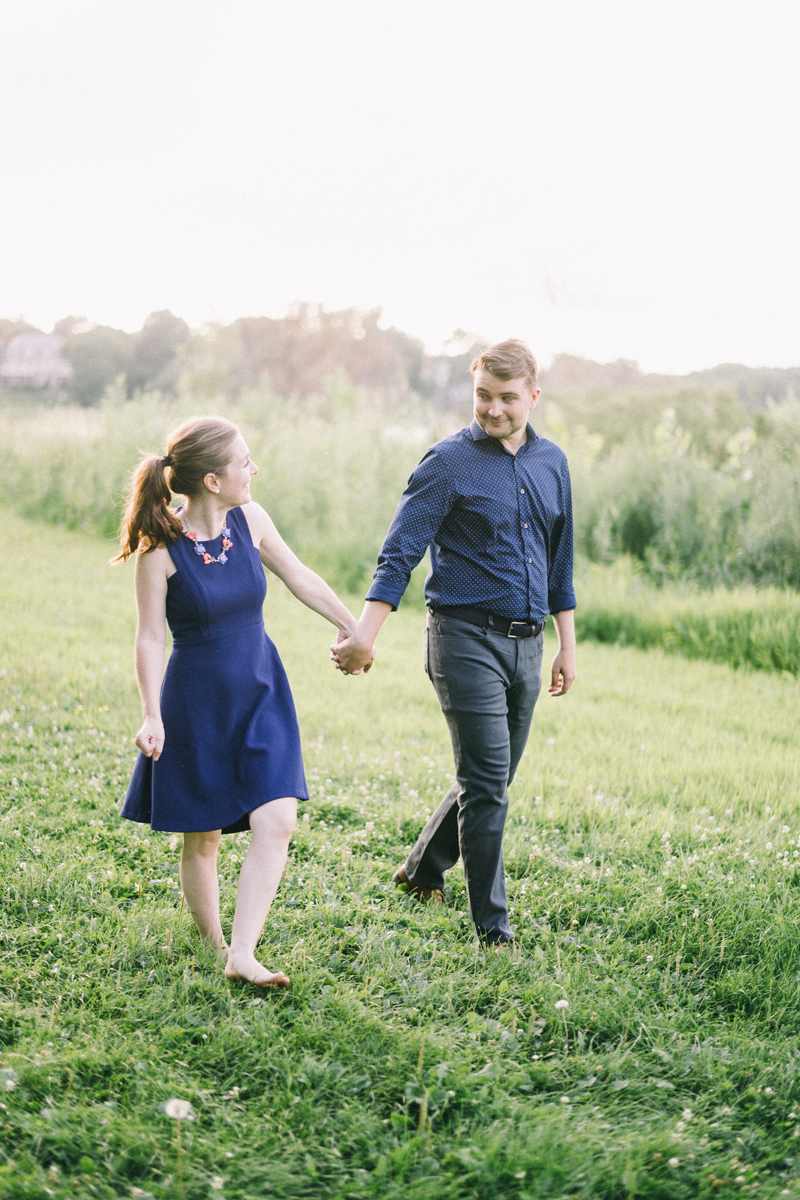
1, 0, 798, 373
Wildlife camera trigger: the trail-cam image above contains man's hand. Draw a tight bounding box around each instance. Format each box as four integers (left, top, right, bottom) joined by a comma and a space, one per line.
549, 609, 576, 696
330, 629, 376, 675
330, 600, 391, 676
548, 648, 576, 696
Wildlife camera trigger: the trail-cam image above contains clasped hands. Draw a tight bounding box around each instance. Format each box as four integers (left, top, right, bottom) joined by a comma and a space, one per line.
330, 628, 376, 675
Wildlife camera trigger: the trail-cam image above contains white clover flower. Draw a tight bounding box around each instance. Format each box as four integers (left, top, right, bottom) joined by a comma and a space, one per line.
682, 1108, 693, 1120
210, 1178, 225, 1191
764, 1087, 774, 1096
559, 1096, 570, 1103
656, 887, 663, 894
646, 954, 654, 963
163, 1098, 194, 1120
668, 1157, 680, 1167
555, 999, 569, 1010
692, 909, 699, 918
783, 826, 790, 833
735, 1177, 745, 1184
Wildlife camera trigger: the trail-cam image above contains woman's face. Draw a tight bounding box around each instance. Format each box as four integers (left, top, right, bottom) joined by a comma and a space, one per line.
213, 434, 259, 506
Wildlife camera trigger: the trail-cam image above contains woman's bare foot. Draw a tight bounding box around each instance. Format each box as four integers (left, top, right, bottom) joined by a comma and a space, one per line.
224, 953, 290, 988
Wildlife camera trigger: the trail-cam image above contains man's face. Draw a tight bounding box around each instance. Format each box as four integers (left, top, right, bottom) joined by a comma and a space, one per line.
472, 368, 540, 442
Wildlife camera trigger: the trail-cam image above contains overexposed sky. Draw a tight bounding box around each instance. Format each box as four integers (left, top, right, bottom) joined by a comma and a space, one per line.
1, 0, 798, 373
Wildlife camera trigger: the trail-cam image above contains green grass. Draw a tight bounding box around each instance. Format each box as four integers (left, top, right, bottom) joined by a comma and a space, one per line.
575, 559, 800, 676
2, 512, 800, 1198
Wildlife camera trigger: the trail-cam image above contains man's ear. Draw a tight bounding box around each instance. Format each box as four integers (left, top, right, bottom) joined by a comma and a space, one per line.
530, 388, 541, 410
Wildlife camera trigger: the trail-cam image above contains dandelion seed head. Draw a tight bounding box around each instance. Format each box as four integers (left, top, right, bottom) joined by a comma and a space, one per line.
163, 1098, 194, 1120
555, 999, 569, 1009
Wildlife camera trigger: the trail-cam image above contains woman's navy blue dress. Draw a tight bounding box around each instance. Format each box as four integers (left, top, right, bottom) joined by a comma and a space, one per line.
121, 506, 308, 834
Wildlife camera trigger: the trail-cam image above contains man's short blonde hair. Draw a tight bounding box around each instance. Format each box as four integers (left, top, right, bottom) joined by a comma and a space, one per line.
470, 338, 538, 389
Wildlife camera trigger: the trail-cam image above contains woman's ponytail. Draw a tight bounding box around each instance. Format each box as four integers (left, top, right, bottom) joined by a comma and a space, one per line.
112, 455, 183, 562
112, 416, 239, 563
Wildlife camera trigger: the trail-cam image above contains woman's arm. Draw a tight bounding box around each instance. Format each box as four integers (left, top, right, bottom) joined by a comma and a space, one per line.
242, 503, 358, 637
133, 547, 170, 759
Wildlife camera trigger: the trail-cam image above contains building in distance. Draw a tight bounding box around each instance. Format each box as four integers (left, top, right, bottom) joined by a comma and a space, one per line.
0, 332, 72, 397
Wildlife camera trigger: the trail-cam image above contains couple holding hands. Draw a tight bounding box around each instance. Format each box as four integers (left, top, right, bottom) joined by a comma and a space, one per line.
120, 339, 576, 988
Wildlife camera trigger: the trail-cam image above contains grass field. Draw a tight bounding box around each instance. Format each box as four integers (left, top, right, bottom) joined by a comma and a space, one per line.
2, 511, 800, 1199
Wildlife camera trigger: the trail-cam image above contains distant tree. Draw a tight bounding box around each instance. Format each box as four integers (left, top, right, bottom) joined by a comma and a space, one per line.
53, 316, 93, 339
199, 304, 427, 399
62, 326, 133, 405
127, 310, 191, 395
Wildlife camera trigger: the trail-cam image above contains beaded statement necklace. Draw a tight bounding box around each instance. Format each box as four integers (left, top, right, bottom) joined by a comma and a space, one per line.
185, 522, 232, 565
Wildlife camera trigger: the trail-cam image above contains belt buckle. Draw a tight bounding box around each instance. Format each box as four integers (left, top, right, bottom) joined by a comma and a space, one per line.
507, 620, 530, 639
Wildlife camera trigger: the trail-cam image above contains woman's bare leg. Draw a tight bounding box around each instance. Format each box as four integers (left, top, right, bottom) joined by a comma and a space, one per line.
180, 829, 226, 950
225, 797, 297, 987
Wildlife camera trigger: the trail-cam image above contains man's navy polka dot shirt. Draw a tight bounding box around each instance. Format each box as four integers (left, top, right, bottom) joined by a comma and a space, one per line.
366, 419, 576, 622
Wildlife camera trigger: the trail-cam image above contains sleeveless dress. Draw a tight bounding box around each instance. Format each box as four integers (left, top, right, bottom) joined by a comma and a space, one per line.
121, 506, 308, 834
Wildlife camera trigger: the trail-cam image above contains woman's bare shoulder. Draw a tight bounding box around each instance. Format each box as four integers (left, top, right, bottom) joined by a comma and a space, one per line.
135, 543, 177, 579
238, 501, 274, 545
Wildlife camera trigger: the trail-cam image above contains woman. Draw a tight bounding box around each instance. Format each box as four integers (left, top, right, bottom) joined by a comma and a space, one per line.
117, 416, 360, 988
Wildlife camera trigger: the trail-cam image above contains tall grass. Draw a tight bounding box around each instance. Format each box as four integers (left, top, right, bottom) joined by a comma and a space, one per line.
545, 391, 800, 590
0, 384, 453, 596
575, 559, 800, 675
3, 383, 800, 672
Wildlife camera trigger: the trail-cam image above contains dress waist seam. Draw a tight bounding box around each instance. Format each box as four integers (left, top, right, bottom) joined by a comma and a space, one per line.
170, 618, 266, 647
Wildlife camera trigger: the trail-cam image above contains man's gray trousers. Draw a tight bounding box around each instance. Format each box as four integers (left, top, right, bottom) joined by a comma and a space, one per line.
403, 611, 543, 943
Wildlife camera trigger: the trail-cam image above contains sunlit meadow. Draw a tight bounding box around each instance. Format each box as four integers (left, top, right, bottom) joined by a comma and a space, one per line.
1, 512, 800, 1198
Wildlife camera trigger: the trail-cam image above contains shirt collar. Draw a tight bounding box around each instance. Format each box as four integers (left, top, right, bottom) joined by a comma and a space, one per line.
469, 418, 538, 450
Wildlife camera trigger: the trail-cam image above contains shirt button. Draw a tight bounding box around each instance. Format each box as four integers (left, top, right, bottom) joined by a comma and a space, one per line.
520, 488, 525, 494
528, 557, 532, 563
523, 523, 528, 528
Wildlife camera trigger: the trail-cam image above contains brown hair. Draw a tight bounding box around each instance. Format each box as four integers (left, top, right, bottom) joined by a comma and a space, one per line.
113, 415, 240, 562
470, 338, 538, 388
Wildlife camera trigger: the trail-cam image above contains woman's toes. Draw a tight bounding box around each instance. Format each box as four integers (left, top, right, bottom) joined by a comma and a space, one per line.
224, 959, 289, 988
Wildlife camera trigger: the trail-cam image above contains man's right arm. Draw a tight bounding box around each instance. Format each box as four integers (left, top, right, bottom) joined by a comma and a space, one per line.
331, 449, 454, 674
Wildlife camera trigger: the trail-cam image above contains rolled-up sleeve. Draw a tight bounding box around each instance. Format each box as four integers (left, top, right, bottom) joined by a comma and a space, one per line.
365, 449, 455, 609
547, 462, 577, 613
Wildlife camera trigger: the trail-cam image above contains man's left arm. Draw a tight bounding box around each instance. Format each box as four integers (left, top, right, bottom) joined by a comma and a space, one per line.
547, 459, 577, 697
549, 609, 576, 696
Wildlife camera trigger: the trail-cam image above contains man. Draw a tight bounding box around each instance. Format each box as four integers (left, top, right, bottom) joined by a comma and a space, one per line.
333, 338, 576, 945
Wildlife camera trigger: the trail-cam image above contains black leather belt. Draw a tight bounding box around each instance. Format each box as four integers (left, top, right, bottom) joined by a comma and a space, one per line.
429, 604, 545, 639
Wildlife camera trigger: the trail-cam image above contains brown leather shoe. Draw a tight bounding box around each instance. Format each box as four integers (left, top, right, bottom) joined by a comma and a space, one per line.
393, 866, 444, 904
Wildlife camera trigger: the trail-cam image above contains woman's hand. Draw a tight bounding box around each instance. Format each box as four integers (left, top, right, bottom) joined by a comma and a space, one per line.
330, 630, 376, 675
135, 716, 165, 760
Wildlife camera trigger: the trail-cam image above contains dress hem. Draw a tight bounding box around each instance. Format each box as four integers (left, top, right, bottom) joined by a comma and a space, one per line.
120, 790, 309, 834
